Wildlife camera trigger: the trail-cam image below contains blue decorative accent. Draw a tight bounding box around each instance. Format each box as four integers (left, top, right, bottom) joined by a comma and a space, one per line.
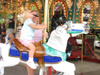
43, 54, 62, 63
71, 29, 83, 32
21, 52, 62, 63
21, 52, 38, 62
9, 43, 20, 56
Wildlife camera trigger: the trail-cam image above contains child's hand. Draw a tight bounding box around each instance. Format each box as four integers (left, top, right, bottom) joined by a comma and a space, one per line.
43, 24, 47, 29
43, 32, 48, 38
41, 22, 47, 29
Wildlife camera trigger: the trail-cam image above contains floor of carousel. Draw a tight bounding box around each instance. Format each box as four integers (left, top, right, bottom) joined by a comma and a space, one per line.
4, 59, 100, 75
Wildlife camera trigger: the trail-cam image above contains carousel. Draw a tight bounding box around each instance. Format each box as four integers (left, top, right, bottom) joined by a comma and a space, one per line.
0, 0, 100, 75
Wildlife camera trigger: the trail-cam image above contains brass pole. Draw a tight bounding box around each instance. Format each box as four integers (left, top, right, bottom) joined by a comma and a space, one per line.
1, 13, 3, 29
1, 13, 3, 25
4, 5, 6, 23
14, 0, 18, 33
52, 0, 54, 16
6, 4, 7, 23
73, 0, 76, 23
81, 0, 84, 74
43, 0, 48, 43
47, 1, 49, 32
6, 13, 7, 23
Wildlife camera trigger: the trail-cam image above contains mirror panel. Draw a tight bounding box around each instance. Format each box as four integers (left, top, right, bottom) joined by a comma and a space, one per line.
79, 1, 93, 24
51, 0, 68, 19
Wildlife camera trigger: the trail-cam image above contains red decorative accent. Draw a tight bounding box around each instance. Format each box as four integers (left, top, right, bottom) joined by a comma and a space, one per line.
54, 70, 56, 74
83, 36, 97, 59
2, 32, 6, 34
68, 35, 100, 63
81, 73, 83, 75
48, 67, 57, 75
84, 58, 100, 63
48, 67, 51, 75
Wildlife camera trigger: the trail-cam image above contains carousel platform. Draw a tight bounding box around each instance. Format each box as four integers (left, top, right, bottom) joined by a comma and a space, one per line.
3, 48, 100, 75
4, 56, 100, 75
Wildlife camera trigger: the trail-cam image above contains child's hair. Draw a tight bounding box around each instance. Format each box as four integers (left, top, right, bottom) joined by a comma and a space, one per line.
20, 9, 28, 24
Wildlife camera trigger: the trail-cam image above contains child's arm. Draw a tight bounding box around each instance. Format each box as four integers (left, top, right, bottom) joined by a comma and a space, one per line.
29, 22, 47, 29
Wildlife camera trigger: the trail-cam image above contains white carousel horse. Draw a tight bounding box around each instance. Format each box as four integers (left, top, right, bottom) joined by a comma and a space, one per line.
0, 21, 89, 75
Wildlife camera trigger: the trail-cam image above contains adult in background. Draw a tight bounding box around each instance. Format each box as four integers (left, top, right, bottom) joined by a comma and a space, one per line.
5, 13, 18, 43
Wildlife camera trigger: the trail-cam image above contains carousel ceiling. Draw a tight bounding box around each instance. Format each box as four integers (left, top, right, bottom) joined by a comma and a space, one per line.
0, 0, 32, 14
0, 0, 53, 14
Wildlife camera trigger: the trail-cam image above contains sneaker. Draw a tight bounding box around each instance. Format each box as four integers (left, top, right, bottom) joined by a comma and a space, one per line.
26, 61, 37, 69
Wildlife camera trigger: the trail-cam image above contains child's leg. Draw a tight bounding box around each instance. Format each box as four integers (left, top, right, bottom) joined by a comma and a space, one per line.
26, 42, 37, 69
26, 64, 34, 75
27, 42, 35, 58
8, 33, 14, 43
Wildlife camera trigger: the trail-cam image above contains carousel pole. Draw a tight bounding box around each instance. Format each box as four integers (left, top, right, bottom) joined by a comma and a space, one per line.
72, 0, 76, 23
43, 0, 48, 43
5, 3, 7, 24
14, 0, 18, 33
3, 3, 6, 26
1, 13, 3, 25
0, 6, 3, 26
47, 1, 49, 32
52, 0, 54, 16
81, 0, 84, 75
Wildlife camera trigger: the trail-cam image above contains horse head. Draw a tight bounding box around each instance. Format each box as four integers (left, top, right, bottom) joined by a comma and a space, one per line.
64, 21, 90, 34
50, 14, 67, 32
46, 25, 70, 53
47, 21, 90, 53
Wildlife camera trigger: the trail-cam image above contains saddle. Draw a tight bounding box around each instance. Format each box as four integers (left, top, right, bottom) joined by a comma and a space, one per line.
13, 38, 45, 66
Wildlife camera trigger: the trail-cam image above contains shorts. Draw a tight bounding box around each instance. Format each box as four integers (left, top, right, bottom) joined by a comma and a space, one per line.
20, 39, 34, 47
6, 28, 14, 36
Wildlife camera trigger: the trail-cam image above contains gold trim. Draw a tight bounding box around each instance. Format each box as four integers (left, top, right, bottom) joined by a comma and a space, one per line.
79, 1, 94, 24
51, 0, 68, 19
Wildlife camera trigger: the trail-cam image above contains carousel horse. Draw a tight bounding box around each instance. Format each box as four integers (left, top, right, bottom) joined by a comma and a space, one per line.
0, 20, 89, 75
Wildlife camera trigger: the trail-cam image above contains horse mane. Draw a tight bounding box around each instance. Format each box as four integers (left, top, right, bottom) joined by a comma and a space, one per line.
50, 14, 67, 32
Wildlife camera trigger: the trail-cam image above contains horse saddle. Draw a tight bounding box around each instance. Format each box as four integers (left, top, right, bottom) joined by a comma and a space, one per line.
13, 38, 45, 66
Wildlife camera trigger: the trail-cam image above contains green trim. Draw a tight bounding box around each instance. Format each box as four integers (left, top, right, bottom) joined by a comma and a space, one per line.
67, 31, 82, 33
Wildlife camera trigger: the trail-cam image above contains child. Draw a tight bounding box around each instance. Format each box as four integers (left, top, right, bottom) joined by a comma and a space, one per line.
19, 9, 47, 69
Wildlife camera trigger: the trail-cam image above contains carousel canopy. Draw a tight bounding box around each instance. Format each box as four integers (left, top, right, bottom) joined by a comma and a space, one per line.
0, 0, 31, 14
